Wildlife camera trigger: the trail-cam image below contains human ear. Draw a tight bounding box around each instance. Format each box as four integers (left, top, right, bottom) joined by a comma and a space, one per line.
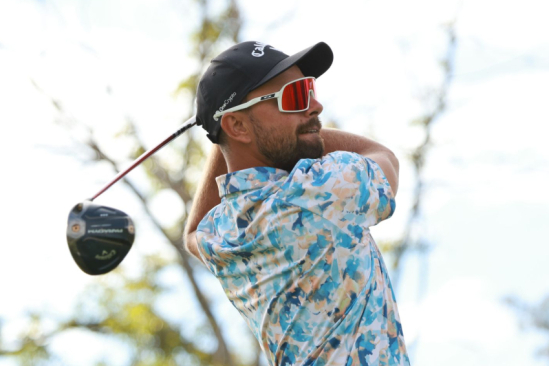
220, 113, 252, 144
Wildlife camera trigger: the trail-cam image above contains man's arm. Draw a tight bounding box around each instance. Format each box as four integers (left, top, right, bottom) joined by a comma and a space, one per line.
320, 128, 399, 195
184, 145, 227, 263
184, 128, 399, 262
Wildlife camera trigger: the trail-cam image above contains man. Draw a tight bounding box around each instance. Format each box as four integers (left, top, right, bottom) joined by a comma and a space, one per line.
185, 41, 410, 366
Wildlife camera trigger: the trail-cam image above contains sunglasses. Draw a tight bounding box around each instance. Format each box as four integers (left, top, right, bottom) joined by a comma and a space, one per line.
213, 77, 317, 121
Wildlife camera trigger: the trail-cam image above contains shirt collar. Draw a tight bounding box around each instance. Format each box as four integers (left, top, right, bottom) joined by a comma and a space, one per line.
216, 166, 289, 197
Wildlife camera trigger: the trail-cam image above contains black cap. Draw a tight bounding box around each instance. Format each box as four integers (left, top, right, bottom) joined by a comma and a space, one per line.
196, 41, 333, 143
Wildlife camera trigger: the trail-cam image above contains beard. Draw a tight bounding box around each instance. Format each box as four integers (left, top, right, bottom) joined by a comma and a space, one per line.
250, 113, 325, 172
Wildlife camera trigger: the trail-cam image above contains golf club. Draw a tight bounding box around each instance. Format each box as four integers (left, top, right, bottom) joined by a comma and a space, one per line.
66, 116, 198, 275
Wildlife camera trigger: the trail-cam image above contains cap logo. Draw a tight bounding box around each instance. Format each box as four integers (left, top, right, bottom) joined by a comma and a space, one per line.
218, 92, 237, 113
251, 42, 277, 57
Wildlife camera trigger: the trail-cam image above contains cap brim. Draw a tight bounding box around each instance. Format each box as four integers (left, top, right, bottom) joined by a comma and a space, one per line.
253, 42, 333, 89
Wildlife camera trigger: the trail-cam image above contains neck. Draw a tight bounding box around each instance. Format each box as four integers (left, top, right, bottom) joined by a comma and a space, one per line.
223, 142, 270, 173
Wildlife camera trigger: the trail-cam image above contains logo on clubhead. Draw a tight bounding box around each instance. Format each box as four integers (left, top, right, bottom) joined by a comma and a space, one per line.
96, 250, 117, 260
88, 229, 124, 234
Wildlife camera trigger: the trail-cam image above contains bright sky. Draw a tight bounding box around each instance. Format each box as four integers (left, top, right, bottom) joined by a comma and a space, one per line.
1, 0, 549, 365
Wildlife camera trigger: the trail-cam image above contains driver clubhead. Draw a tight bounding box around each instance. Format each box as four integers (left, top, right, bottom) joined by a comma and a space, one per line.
67, 201, 135, 275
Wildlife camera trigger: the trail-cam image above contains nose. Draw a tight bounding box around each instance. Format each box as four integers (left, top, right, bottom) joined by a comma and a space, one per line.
306, 90, 323, 117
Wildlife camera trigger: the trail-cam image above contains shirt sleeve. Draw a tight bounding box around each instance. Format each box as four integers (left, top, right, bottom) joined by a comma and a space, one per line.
282, 151, 396, 229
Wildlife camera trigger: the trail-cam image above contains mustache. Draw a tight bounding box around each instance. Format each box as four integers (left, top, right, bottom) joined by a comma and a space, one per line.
297, 117, 322, 134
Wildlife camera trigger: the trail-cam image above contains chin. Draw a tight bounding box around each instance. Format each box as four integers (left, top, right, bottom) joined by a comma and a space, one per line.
298, 135, 325, 160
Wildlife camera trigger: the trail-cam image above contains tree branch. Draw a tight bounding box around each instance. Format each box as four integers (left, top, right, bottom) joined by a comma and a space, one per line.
391, 21, 458, 289
86, 134, 236, 366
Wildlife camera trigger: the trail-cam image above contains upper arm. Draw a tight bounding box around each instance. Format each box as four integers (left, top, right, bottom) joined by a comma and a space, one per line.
364, 150, 399, 196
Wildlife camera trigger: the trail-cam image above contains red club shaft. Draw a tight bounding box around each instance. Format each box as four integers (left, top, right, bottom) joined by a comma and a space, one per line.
90, 116, 197, 201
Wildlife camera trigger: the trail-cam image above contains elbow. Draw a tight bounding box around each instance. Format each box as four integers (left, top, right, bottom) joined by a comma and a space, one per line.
183, 233, 192, 254
388, 150, 400, 195
183, 221, 195, 253
183, 230, 205, 264
389, 149, 400, 176
183, 231, 194, 255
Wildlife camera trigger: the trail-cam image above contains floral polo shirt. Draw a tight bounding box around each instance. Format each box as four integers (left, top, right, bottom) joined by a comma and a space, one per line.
196, 151, 409, 366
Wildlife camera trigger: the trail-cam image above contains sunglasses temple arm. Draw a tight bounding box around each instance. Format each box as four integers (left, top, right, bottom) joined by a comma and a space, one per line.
214, 91, 282, 120
89, 115, 198, 202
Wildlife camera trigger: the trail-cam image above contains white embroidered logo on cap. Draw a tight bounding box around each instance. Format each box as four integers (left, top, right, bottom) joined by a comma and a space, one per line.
252, 42, 278, 57
218, 92, 237, 113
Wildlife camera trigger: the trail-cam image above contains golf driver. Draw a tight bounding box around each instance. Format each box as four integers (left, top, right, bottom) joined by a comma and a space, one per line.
67, 116, 198, 275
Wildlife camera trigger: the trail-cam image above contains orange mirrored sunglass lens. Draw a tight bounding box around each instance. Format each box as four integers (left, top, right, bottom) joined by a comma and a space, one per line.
280, 78, 316, 111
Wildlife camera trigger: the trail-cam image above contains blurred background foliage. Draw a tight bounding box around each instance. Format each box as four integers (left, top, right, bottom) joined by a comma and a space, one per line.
506, 296, 549, 362
1, 0, 547, 365
2, 0, 252, 365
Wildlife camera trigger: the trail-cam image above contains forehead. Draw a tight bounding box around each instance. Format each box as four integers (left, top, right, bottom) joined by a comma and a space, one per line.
248, 66, 305, 99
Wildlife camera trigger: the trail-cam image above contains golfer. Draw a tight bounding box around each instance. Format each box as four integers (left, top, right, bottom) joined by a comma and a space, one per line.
185, 41, 410, 366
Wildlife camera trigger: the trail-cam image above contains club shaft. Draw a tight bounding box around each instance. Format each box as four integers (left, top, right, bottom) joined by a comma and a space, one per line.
90, 116, 198, 201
